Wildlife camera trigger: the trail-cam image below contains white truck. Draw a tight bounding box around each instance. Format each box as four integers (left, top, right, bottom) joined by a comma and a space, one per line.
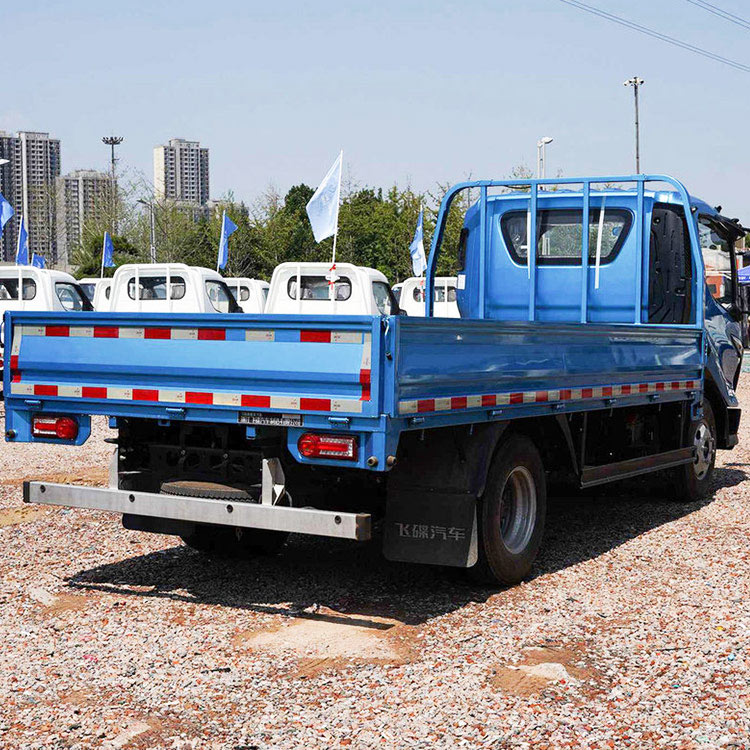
79, 278, 113, 311
107, 264, 241, 314
393, 276, 460, 318
224, 277, 270, 314
265, 262, 400, 315
0, 265, 92, 390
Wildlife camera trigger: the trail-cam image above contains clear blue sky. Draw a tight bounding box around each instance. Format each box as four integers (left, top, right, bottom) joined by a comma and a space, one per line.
4, 0, 749, 216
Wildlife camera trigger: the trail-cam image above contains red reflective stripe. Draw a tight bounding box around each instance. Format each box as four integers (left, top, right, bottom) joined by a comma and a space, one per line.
560, 389, 572, 400
144, 327, 171, 339
686, 380, 696, 389
509, 392, 523, 404
581, 388, 593, 399
34, 384, 58, 396
185, 391, 213, 404
417, 399, 435, 412
133, 389, 159, 401
197, 328, 225, 341
301, 397, 331, 411
481, 394, 496, 407
602, 386, 613, 397
535, 391, 549, 402
639, 383, 649, 393
46, 326, 69, 337
11, 373, 21, 383
94, 326, 119, 338
359, 369, 371, 401
241, 394, 271, 408
656, 382, 665, 391
82, 386, 107, 399
671, 381, 680, 390
300, 330, 331, 343
10, 355, 19, 370
621, 385, 632, 395
451, 396, 467, 410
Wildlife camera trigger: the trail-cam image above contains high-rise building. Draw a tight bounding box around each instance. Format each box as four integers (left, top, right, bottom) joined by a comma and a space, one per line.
0, 131, 61, 263
153, 138, 209, 205
56, 170, 111, 268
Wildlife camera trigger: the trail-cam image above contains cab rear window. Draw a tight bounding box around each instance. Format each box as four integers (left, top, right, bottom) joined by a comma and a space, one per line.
287, 276, 352, 301
127, 276, 186, 300
0, 278, 36, 301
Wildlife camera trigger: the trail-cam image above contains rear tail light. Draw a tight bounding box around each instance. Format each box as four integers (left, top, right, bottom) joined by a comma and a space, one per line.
298, 432, 358, 460
32, 416, 79, 440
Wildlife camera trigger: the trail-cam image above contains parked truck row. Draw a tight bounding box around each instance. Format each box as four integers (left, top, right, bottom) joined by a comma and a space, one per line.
4, 174, 747, 586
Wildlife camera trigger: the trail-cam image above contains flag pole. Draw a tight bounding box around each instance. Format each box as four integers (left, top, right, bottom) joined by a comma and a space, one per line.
100, 235, 105, 279
329, 150, 343, 307
17, 217, 23, 311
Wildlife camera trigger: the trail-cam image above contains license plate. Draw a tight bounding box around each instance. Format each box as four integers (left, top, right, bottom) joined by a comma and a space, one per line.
238, 411, 302, 427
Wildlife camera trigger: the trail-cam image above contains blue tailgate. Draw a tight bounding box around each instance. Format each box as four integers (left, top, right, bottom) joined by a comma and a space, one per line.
3, 311, 381, 425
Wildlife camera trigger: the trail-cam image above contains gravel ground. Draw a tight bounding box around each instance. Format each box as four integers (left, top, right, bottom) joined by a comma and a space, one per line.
1, 382, 749, 750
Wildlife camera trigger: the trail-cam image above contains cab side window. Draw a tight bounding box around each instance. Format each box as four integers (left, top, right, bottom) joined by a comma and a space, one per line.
699, 217, 734, 307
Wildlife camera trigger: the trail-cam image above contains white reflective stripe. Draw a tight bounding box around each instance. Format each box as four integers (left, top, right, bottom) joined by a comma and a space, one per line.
158, 390, 185, 403
10, 330, 22, 356
11, 382, 34, 395
119, 327, 145, 339
332, 331, 363, 344
271, 396, 300, 410
245, 330, 275, 342
213, 392, 241, 406
361, 333, 372, 369
547, 390, 560, 401
58, 385, 82, 398
591, 386, 603, 398
107, 387, 132, 400
70, 327, 94, 338
434, 397, 451, 411
331, 399, 363, 413
466, 395, 482, 408
569, 389, 582, 400
399, 400, 418, 415
171, 328, 198, 340
522, 392, 536, 403
496, 393, 511, 405
20, 325, 45, 336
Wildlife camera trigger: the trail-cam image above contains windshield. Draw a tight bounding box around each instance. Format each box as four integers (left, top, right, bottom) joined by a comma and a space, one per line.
56, 282, 94, 311
79, 283, 96, 304
206, 280, 241, 313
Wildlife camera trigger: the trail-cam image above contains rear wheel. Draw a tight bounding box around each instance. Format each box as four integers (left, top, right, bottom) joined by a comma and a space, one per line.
671, 400, 716, 502
468, 434, 547, 586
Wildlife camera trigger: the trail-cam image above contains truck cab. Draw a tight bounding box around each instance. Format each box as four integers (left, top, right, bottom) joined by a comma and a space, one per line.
395, 276, 460, 318
265, 262, 399, 316
224, 277, 269, 314
108, 264, 241, 314
79, 278, 113, 311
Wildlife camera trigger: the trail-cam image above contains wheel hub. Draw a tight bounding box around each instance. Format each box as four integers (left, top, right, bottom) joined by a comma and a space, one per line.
692, 421, 715, 480
499, 466, 537, 554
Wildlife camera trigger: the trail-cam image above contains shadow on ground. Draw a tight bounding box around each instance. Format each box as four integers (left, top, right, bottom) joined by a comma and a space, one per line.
66, 466, 747, 626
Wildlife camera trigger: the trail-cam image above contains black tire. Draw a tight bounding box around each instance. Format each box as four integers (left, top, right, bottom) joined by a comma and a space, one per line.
671, 400, 717, 502
468, 433, 547, 587
181, 524, 289, 557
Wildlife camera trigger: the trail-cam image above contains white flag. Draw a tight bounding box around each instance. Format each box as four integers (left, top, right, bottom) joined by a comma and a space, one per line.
306, 151, 342, 243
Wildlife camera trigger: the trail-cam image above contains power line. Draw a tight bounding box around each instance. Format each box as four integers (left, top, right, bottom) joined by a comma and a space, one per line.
685, 0, 750, 31
557, 0, 750, 72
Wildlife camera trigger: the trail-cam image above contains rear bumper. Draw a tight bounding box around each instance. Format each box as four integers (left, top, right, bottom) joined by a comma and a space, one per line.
23, 481, 371, 541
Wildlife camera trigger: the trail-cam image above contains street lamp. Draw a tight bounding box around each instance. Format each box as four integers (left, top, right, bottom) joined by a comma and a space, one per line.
137, 199, 157, 263
623, 76, 644, 173
102, 136, 123, 234
537, 137, 553, 179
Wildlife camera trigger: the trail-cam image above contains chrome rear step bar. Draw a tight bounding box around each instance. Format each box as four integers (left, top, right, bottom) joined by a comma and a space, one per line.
23, 482, 371, 541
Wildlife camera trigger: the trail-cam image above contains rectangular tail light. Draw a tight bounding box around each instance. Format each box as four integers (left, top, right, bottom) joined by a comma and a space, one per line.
32, 416, 79, 441
297, 432, 358, 460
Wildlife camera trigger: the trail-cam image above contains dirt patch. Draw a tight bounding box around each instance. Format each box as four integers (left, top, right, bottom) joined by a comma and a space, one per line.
490, 643, 601, 696
0, 506, 45, 527
0, 466, 109, 488
28, 586, 89, 615
237, 607, 414, 677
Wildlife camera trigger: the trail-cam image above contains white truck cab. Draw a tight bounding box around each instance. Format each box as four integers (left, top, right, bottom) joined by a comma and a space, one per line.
79, 278, 113, 311
395, 276, 461, 318
265, 262, 399, 316
0, 266, 93, 384
108, 264, 241, 314
224, 277, 270, 314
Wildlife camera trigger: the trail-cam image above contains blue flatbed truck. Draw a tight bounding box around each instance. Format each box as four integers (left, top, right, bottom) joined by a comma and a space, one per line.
4, 175, 747, 585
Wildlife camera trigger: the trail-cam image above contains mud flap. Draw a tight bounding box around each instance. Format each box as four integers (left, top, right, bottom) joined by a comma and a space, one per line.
383, 490, 478, 568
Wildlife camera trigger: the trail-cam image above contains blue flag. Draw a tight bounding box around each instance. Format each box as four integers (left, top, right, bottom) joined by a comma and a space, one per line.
409, 208, 426, 276
16, 215, 28, 265
0, 191, 13, 231
102, 232, 115, 268
32, 253, 46, 268
217, 211, 238, 270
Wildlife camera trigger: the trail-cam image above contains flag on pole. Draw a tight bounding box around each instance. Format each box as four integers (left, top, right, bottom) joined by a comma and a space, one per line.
32, 253, 46, 268
306, 151, 343, 243
0, 191, 13, 231
15, 215, 28, 265
102, 232, 115, 268
217, 211, 238, 271
409, 207, 426, 276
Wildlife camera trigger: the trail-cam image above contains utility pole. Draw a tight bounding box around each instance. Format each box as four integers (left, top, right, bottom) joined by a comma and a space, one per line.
102, 136, 123, 234
137, 199, 157, 263
536, 137, 553, 179
623, 77, 644, 173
